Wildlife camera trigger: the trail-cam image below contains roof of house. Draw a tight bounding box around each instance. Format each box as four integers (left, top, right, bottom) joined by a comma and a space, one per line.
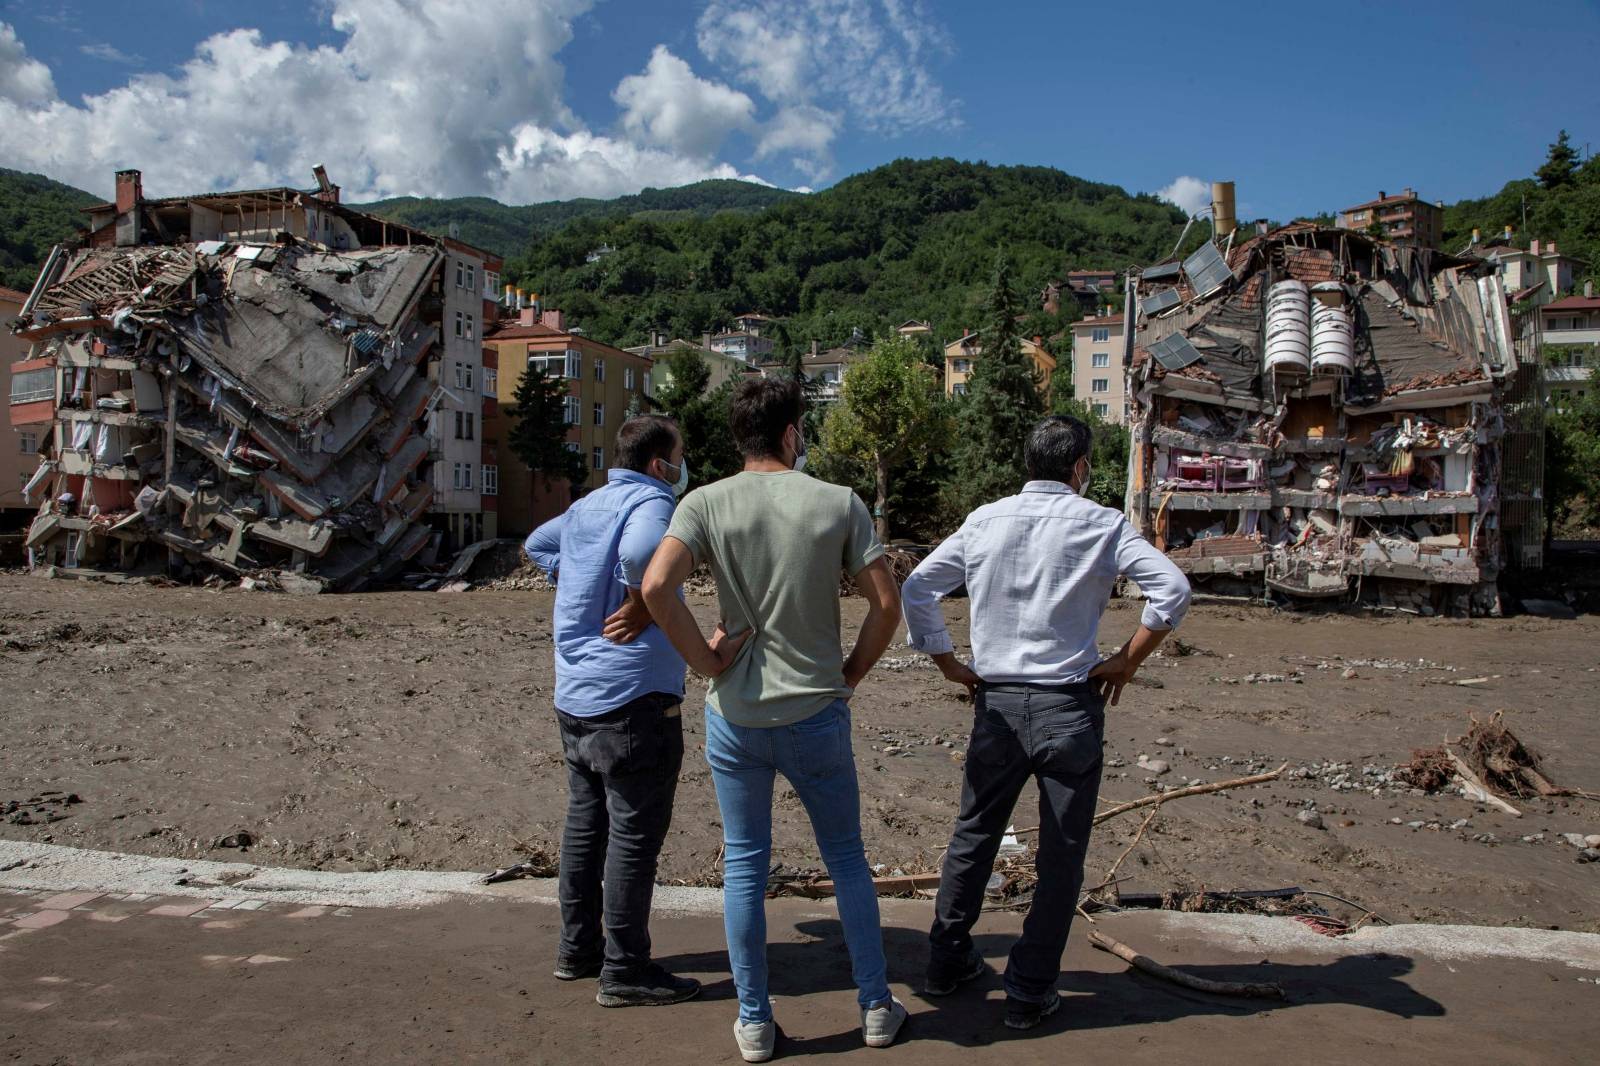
1071, 315, 1124, 332
1510, 282, 1546, 303
1542, 295, 1600, 313
896, 319, 931, 330
486, 321, 564, 340
1341, 191, 1434, 213
732, 311, 773, 321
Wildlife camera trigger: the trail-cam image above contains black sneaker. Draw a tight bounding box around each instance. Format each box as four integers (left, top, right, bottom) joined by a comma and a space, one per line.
1004, 989, 1061, 1030
924, 950, 988, 997
595, 964, 702, 1008
553, 955, 603, 981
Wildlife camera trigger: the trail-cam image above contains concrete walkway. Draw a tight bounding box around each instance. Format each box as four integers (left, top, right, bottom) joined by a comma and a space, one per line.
2, 843, 1596, 1064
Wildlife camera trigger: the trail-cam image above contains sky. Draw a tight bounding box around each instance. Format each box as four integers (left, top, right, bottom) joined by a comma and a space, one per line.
1, 0, 1596, 221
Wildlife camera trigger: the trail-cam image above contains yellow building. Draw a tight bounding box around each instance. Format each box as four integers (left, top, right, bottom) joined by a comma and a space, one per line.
484, 309, 653, 535
943, 330, 1056, 397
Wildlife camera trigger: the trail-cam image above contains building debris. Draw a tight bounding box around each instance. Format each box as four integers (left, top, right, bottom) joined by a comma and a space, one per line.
7, 170, 472, 590
1124, 225, 1544, 615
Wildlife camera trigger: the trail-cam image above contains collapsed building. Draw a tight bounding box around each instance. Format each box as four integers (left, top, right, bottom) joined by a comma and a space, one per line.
1124, 224, 1543, 616
8, 169, 500, 591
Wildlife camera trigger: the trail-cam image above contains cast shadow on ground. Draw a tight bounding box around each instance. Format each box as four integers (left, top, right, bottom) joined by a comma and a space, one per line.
654, 918, 1445, 1057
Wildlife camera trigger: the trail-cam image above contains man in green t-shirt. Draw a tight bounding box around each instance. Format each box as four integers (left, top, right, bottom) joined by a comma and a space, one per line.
642, 377, 906, 1061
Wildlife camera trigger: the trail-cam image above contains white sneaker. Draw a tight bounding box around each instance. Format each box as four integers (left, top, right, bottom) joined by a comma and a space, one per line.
861, 996, 907, 1048
734, 1017, 776, 1063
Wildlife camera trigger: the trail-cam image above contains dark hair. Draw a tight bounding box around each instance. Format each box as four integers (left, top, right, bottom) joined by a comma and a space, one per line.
614, 414, 679, 473
730, 377, 804, 459
1025, 415, 1093, 483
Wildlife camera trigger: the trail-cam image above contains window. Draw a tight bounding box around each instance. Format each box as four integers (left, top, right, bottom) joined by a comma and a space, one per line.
624, 366, 635, 390
19, 432, 37, 453
9, 368, 52, 404
594, 357, 605, 383
562, 395, 580, 424
483, 368, 497, 396
1093, 403, 1109, 417
453, 361, 474, 390
482, 464, 498, 496
454, 311, 464, 338
952, 382, 968, 396
1091, 352, 1110, 368
527, 351, 581, 378
455, 261, 464, 288
564, 441, 580, 455
593, 402, 605, 426
452, 462, 474, 490
464, 313, 475, 340
465, 264, 475, 292
592, 446, 604, 470
1091, 378, 1109, 394
454, 411, 475, 440
484, 270, 499, 299
953, 359, 971, 373
1092, 327, 1110, 343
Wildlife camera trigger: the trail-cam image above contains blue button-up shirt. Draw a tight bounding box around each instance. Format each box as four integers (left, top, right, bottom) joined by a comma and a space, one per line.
523, 469, 686, 716
902, 481, 1191, 684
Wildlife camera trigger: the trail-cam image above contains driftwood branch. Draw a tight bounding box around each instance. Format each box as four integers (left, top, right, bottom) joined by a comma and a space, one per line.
1012, 764, 1287, 838
1088, 930, 1286, 999
1447, 750, 1521, 817
1089, 806, 1160, 904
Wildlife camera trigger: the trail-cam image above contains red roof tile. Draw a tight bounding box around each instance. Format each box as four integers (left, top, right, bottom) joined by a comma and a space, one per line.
1542, 295, 1600, 312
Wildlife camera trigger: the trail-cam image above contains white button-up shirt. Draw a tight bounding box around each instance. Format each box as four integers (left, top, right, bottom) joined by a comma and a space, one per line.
901, 481, 1191, 684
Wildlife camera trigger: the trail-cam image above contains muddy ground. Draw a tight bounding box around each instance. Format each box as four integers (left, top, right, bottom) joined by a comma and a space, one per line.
2, 573, 1598, 931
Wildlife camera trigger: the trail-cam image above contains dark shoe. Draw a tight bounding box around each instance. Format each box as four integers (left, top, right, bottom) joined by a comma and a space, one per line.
595, 964, 702, 1007
1004, 989, 1061, 1030
553, 955, 602, 981
924, 950, 988, 997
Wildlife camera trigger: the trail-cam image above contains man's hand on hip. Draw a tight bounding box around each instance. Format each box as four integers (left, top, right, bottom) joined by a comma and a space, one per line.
706, 623, 751, 676
602, 587, 654, 644
931, 652, 981, 698
1088, 650, 1136, 706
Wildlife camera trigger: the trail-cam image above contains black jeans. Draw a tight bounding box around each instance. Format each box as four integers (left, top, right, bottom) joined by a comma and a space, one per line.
556, 691, 684, 982
929, 681, 1105, 1003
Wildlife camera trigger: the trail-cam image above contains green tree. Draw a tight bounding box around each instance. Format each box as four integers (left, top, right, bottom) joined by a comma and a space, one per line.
1051, 393, 1130, 508
507, 367, 587, 498
820, 336, 950, 539
1545, 372, 1600, 534
653, 346, 740, 486
1538, 130, 1580, 190
950, 253, 1046, 511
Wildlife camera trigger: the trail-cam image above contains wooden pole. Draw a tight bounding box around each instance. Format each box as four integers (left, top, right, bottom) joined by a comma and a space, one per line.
1089, 931, 1285, 999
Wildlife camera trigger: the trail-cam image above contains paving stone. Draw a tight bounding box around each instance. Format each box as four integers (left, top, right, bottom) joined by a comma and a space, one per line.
39, 892, 104, 911
147, 900, 218, 918
12, 910, 72, 929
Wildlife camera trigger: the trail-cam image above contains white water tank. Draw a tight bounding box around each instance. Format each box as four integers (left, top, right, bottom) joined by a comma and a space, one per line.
1265, 280, 1310, 373
1311, 302, 1354, 373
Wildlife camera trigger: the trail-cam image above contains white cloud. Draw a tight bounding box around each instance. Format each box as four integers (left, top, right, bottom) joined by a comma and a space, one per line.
80, 42, 144, 65
696, 0, 959, 178
0, 3, 764, 204
0, 22, 56, 107
613, 45, 755, 159
1158, 175, 1212, 217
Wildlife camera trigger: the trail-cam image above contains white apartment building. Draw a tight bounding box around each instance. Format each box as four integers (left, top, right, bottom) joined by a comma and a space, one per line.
429, 238, 503, 550
1070, 309, 1127, 423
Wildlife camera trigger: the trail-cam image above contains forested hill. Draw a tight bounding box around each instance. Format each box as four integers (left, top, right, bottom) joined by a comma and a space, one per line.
1441, 149, 1600, 272
0, 168, 102, 292
356, 179, 798, 260
502, 158, 1191, 351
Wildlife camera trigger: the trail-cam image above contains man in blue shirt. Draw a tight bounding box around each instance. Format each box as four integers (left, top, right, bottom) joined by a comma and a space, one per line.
901, 414, 1191, 1031
524, 414, 742, 1008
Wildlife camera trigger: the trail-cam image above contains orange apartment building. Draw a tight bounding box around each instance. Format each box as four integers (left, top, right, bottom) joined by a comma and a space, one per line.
943, 330, 1056, 397
1336, 188, 1444, 248
2, 285, 45, 530
484, 308, 654, 535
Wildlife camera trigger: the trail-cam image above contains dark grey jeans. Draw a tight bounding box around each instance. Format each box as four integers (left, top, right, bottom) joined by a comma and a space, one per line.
928, 681, 1105, 1002
556, 691, 684, 982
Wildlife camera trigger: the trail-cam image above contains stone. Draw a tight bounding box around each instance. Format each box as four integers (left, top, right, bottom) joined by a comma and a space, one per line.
1138, 757, 1170, 775
1296, 810, 1325, 830
1154, 737, 1174, 747
1578, 849, 1600, 864
1562, 833, 1588, 848
1341, 667, 1358, 680
1586, 835, 1600, 848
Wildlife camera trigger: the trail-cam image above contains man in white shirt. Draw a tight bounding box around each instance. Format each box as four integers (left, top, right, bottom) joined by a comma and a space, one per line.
900, 414, 1191, 1031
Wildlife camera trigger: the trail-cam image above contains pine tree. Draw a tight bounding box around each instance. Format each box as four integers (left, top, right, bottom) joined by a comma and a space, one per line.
507, 367, 586, 496
653, 345, 740, 486
1538, 129, 1579, 190
950, 253, 1046, 510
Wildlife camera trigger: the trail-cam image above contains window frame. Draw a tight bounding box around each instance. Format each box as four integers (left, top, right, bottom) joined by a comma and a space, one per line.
482, 464, 498, 496
593, 402, 605, 427
592, 446, 604, 470
1091, 378, 1109, 394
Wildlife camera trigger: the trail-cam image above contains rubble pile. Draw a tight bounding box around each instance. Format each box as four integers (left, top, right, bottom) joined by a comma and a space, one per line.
1125, 225, 1536, 616
14, 240, 445, 591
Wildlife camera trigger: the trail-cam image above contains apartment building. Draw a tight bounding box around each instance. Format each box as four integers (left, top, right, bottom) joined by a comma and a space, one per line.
943, 331, 1056, 397
485, 308, 653, 535
431, 238, 504, 549
1070, 308, 1128, 423
1, 285, 43, 529
1540, 288, 1600, 402
1336, 188, 1444, 248
629, 333, 750, 398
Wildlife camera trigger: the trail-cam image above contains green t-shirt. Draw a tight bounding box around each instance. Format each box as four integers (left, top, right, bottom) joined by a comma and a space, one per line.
665, 470, 884, 728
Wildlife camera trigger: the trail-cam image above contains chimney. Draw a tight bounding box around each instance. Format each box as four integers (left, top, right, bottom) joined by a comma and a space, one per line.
311, 165, 339, 203
1531, 239, 1541, 256
1378, 190, 1387, 201
1547, 240, 1557, 254
115, 169, 142, 213
541, 308, 565, 332
1504, 225, 1513, 241
1586, 280, 1594, 299
1402, 187, 1414, 199
518, 307, 538, 327
702, 332, 712, 350
810, 340, 819, 357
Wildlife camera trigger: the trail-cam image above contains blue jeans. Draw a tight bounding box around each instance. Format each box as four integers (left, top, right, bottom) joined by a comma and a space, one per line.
704, 699, 889, 1023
